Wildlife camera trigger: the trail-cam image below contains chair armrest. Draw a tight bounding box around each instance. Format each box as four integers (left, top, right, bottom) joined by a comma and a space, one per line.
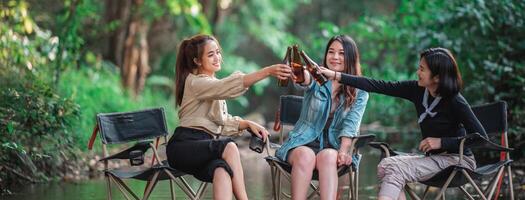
349, 134, 376, 149
461, 132, 513, 152
458, 132, 513, 164
99, 141, 152, 161
269, 142, 281, 149
368, 141, 411, 159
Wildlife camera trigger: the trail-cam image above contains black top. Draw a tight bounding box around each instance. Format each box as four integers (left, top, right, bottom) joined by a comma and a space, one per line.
340, 74, 487, 155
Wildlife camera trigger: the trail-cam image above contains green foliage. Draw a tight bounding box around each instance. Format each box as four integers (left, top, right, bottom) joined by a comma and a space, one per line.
57, 65, 179, 150
0, 77, 80, 173
1, 1, 80, 192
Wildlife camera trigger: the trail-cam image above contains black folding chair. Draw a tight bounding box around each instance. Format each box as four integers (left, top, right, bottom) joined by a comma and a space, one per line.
266, 95, 375, 200
369, 101, 515, 200
88, 108, 207, 200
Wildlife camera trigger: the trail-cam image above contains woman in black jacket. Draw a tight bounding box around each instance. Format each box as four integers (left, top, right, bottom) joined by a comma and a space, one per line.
320, 47, 486, 200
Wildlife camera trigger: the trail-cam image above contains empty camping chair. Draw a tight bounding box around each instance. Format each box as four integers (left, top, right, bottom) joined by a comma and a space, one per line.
87, 108, 208, 200
265, 95, 375, 200
368, 101, 514, 200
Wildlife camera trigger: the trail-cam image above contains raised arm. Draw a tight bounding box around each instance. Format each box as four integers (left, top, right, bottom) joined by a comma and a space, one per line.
321, 67, 417, 101
243, 64, 291, 87
191, 64, 291, 100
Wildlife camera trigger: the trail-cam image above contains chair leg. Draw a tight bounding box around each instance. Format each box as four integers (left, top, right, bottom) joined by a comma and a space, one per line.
106, 174, 113, 200
354, 167, 359, 200
169, 179, 175, 200
275, 164, 292, 199
422, 186, 430, 200
461, 169, 487, 200
487, 167, 506, 199
142, 171, 160, 200
195, 182, 208, 200
405, 185, 421, 200
110, 175, 140, 200
348, 170, 353, 200
109, 176, 134, 200
459, 186, 475, 200
507, 165, 515, 200
276, 168, 282, 200
163, 169, 197, 199
270, 165, 279, 200
483, 169, 500, 196
306, 183, 319, 199
434, 169, 459, 200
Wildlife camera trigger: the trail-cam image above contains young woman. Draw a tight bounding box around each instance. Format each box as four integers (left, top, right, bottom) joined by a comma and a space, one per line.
275, 35, 368, 200
320, 47, 486, 200
166, 34, 291, 200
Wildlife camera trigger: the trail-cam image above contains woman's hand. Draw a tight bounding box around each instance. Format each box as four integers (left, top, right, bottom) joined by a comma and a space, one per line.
240, 120, 269, 142
265, 64, 292, 80
418, 137, 442, 152
337, 150, 353, 166
319, 66, 337, 80
291, 69, 309, 84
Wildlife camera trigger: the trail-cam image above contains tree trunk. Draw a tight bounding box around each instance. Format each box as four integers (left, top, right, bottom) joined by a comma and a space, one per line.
105, 0, 150, 97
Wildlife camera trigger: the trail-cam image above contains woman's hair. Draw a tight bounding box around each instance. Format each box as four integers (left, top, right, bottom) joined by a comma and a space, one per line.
175, 34, 219, 106
419, 47, 463, 98
323, 35, 362, 110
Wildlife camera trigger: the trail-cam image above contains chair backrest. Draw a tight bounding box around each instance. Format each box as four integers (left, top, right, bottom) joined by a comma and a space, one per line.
96, 107, 168, 144
471, 101, 507, 134
279, 95, 303, 125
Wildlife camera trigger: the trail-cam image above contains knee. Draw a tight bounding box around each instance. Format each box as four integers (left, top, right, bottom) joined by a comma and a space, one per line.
377, 158, 395, 179
213, 167, 231, 180
222, 142, 239, 158
316, 149, 337, 169
291, 148, 316, 171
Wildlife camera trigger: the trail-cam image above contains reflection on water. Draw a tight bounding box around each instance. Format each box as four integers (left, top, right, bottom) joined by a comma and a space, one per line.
4, 146, 382, 200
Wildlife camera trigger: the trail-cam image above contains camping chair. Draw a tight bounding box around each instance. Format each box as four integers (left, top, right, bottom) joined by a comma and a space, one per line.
87, 108, 208, 200
266, 95, 376, 200
368, 101, 514, 200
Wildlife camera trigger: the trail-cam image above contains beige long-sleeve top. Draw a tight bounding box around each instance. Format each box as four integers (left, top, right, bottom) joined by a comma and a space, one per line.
178, 71, 249, 137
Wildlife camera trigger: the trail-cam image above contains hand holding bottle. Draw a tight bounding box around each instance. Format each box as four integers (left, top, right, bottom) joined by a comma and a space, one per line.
319, 66, 338, 80
265, 64, 292, 80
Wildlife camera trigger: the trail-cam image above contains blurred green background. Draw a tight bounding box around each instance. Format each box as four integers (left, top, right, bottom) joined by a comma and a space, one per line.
1, 0, 524, 195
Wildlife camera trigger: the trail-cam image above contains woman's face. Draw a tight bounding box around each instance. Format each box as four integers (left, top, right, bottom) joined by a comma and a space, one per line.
326, 40, 345, 72
196, 40, 222, 75
417, 58, 438, 88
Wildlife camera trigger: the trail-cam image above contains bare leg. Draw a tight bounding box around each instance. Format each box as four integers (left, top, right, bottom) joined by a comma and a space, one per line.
397, 190, 406, 200
288, 146, 316, 200
222, 142, 248, 200
316, 149, 338, 200
378, 196, 395, 200
213, 167, 233, 200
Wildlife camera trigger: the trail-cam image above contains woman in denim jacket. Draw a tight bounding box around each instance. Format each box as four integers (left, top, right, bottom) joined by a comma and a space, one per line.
276, 35, 368, 199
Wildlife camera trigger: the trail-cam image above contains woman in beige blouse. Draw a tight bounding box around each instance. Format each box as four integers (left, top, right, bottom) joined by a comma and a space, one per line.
166, 34, 291, 200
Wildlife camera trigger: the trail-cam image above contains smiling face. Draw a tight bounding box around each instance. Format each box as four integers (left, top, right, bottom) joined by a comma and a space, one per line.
195, 40, 222, 75
326, 40, 345, 72
417, 58, 439, 88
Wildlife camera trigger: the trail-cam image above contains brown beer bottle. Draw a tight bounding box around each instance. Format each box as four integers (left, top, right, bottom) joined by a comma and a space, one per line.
291, 45, 305, 83
300, 50, 328, 85
278, 46, 292, 87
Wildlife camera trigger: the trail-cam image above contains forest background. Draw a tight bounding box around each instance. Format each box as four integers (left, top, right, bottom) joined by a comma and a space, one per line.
1, 0, 524, 194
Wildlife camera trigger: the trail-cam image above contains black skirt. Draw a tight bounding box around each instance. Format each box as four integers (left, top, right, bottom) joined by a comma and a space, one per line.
166, 127, 235, 182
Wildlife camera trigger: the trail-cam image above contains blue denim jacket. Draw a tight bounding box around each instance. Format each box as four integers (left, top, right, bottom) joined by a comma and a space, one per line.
275, 79, 368, 165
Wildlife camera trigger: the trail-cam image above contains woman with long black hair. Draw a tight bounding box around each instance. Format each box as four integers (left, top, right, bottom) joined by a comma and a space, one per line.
320, 47, 486, 200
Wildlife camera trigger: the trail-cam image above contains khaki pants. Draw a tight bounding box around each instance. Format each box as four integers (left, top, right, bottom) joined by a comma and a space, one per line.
377, 154, 476, 199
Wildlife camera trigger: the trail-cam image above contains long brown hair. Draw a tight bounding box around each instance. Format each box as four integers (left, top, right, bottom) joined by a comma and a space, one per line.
323, 35, 362, 110
175, 34, 219, 106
